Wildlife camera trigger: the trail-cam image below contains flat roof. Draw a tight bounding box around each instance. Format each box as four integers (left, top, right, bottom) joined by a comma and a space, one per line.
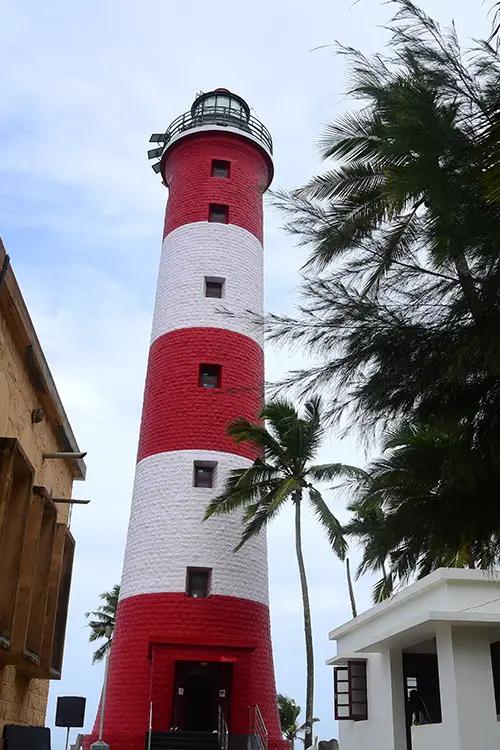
329, 568, 500, 643
0, 238, 86, 479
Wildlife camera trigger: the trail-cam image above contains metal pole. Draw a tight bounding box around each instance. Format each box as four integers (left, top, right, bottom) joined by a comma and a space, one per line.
98, 635, 112, 741
43, 451, 87, 460
65, 726, 70, 750
147, 701, 153, 750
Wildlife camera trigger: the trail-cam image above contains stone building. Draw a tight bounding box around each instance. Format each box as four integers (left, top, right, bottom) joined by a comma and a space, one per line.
0, 238, 85, 735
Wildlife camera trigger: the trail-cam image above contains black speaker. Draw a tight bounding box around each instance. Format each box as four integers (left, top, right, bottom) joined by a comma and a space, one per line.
55, 696, 86, 728
3, 725, 51, 749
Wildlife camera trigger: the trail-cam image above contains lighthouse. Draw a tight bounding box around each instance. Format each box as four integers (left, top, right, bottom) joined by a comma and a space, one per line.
85, 90, 285, 750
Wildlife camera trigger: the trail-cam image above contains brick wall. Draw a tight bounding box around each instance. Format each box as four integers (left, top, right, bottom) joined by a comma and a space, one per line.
151, 222, 263, 347
120, 450, 268, 603
138, 327, 263, 462
162, 132, 270, 242
84, 593, 286, 750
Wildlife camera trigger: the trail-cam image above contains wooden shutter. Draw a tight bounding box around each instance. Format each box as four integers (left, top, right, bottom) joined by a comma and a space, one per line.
334, 660, 368, 721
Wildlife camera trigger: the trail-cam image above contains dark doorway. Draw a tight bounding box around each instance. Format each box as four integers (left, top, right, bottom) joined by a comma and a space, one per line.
172, 661, 232, 732
403, 646, 442, 750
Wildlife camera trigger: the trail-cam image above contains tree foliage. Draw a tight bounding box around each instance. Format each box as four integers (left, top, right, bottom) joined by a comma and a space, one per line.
346, 422, 500, 600
205, 397, 363, 745
269, 1, 500, 597
85, 584, 120, 664
277, 694, 319, 747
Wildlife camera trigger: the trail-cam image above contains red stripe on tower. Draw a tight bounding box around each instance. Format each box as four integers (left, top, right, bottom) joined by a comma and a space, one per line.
138, 328, 263, 462
163, 133, 271, 242
84, 89, 286, 750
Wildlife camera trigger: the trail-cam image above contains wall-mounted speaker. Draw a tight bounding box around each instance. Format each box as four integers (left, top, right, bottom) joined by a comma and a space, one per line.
3, 725, 51, 749
55, 696, 86, 728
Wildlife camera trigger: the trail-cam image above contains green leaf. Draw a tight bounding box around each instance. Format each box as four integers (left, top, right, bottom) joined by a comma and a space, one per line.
308, 486, 348, 560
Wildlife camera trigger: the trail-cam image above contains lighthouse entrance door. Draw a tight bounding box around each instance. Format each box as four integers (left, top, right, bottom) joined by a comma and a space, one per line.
172, 661, 232, 732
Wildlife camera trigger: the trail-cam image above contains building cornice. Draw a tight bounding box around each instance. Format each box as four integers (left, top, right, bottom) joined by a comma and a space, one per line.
0, 237, 85, 479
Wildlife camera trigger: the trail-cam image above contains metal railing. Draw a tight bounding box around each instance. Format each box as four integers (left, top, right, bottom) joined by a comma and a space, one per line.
163, 106, 273, 155
218, 704, 229, 750
146, 701, 153, 750
250, 704, 269, 750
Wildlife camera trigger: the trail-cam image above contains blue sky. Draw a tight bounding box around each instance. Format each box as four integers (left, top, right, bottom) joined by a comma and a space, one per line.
0, 0, 491, 746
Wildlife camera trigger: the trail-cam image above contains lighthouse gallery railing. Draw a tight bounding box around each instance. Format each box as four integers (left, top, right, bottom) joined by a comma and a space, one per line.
164, 106, 273, 155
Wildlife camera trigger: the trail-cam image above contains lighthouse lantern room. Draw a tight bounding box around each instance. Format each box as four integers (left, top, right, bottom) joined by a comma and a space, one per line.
85, 89, 284, 750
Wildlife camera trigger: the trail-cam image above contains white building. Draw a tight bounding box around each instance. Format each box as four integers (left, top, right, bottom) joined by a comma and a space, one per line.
328, 568, 500, 750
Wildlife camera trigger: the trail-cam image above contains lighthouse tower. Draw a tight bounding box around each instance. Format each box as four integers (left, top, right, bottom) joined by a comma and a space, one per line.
86, 90, 285, 750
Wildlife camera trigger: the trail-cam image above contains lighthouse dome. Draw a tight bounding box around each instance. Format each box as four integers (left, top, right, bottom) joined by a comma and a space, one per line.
190, 87, 251, 122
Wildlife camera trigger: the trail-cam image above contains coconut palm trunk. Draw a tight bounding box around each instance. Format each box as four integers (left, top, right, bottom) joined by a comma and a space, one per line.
346, 558, 357, 618
294, 490, 314, 749
453, 253, 482, 323
204, 398, 365, 746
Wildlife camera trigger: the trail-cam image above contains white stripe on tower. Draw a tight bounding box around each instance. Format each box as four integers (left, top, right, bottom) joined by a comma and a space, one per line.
151, 222, 264, 346
120, 450, 268, 604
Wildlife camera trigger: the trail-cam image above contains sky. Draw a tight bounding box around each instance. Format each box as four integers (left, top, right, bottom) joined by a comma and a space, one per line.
0, 0, 493, 747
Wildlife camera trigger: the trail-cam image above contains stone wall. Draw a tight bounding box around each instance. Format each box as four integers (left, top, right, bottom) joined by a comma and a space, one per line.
0, 292, 75, 734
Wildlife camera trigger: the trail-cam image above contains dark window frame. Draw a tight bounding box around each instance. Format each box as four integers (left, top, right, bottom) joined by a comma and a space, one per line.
211, 159, 231, 178
204, 276, 225, 299
209, 203, 229, 224
334, 660, 368, 721
199, 363, 222, 389
193, 461, 217, 488
186, 567, 212, 598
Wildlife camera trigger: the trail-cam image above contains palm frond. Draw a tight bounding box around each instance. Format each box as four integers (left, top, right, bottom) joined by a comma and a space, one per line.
308, 487, 348, 560
235, 477, 298, 550
204, 462, 282, 519
308, 463, 367, 482
227, 417, 289, 466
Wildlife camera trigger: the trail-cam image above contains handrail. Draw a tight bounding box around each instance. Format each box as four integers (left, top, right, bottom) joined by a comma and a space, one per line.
147, 701, 153, 750
218, 704, 229, 750
250, 704, 269, 750
163, 106, 273, 155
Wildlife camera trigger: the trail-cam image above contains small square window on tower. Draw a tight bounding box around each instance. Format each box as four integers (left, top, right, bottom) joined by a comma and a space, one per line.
199, 363, 221, 389
186, 568, 212, 598
204, 276, 225, 299
211, 159, 231, 178
193, 461, 217, 488
209, 203, 229, 224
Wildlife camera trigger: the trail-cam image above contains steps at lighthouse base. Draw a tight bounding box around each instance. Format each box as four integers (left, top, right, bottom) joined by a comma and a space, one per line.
148, 731, 221, 750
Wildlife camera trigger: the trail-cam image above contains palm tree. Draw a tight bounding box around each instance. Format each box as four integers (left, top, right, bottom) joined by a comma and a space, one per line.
85, 584, 120, 664
277, 694, 319, 749
205, 397, 363, 748
346, 421, 500, 600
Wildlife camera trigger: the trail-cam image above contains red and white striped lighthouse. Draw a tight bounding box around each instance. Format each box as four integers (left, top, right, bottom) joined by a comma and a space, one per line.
86, 90, 285, 750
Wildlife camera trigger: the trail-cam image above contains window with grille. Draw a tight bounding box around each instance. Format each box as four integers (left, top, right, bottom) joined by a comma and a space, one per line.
211, 160, 230, 178
209, 203, 229, 223
334, 660, 368, 721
